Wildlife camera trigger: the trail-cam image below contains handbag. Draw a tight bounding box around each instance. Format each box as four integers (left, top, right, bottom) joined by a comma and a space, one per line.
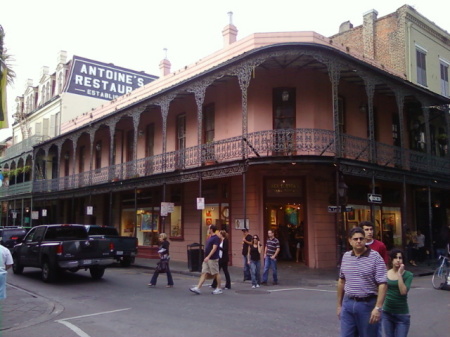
156, 259, 169, 273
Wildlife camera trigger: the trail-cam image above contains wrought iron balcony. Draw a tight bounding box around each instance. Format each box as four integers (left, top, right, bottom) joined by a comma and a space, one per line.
1, 135, 50, 162
32, 128, 449, 194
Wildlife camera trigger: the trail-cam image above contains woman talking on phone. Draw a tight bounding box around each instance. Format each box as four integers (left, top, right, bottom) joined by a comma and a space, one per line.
248, 234, 263, 289
382, 248, 413, 337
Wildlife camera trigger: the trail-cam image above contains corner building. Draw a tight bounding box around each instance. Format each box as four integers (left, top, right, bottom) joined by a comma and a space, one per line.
29, 21, 450, 268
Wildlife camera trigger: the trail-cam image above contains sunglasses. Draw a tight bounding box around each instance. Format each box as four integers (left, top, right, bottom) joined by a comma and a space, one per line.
352, 237, 365, 241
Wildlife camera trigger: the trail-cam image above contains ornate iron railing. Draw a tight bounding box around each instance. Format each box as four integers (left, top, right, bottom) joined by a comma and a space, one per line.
30, 128, 450, 194
2, 135, 50, 162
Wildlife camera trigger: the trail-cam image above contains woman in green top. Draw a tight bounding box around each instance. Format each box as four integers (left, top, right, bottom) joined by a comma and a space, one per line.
382, 248, 413, 337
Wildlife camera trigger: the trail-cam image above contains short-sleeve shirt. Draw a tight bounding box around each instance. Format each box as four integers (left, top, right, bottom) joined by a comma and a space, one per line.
383, 270, 413, 314
205, 234, 221, 260
339, 247, 387, 297
266, 237, 280, 257
242, 234, 252, 255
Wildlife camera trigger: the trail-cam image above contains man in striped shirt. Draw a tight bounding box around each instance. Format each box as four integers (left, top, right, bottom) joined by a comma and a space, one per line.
261, 229, 280, 285
337, 227, 387, 337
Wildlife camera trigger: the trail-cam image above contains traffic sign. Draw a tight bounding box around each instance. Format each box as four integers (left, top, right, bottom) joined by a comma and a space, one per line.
368, 193, 382, 204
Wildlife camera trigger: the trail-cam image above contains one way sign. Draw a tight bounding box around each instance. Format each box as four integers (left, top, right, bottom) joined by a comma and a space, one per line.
368, 193, 382, 204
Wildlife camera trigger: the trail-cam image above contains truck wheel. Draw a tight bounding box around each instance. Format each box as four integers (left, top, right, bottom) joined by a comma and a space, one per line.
12, 256, 24, 274
120, 257, 133, 267
42, 261, 57, 283
90, 267, 105, 280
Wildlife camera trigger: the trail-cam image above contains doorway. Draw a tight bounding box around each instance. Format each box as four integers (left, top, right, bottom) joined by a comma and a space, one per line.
265, 202, 305, 262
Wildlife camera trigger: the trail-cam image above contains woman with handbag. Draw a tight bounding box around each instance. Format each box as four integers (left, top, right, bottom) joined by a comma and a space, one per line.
148, 233, 174, 288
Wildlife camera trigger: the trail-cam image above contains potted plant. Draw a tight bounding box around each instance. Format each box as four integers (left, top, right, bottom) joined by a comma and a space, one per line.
23, 165, 31, 174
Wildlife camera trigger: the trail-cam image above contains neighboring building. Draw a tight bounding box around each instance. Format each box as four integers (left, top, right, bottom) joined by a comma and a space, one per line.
0, 52, 157, 226
330, 5, 450, 97
4, 14, 450, 269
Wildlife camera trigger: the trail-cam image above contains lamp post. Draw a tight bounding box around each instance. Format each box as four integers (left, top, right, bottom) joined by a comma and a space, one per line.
336, 169, 348, 265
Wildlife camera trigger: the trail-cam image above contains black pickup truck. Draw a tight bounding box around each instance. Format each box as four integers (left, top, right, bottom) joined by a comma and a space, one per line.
85, 225, 138, 267
12, 224, 114, 282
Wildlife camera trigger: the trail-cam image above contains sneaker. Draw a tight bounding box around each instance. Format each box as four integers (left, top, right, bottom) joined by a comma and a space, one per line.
256, 284, 260, 288
148, 284, 155, 287
212, 288, 223, 295
189, 287, 201, 294
252, 285, 256, 289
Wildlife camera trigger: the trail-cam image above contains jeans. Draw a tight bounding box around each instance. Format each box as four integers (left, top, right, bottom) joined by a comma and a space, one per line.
262, 256, 278, 283
382, 311, 410, 337
243, 255, 251, 280
340, 296, 379, 337
250, 260, 261, 286
150, 263, 174, 286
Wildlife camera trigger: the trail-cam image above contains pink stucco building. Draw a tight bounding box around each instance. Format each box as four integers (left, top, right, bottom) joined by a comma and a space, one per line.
9, 16, 450, 268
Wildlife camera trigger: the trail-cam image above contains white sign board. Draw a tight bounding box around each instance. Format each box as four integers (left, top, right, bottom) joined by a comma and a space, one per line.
32, 211, 39, 220
86, 206, 93, 215
196, 198, 205, 210
42, 209, 47, 217
161, 202, 174, 216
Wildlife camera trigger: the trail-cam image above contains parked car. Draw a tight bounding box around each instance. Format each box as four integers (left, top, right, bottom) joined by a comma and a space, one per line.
85, 225, 138, 267
0, 227, 29, 251
12, 224, 114, 282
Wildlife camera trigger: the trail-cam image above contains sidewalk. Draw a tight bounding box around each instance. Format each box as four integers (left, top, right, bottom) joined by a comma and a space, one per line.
133, 257, 436, 287
0, 259, 435, 332
1, 284, 63, 333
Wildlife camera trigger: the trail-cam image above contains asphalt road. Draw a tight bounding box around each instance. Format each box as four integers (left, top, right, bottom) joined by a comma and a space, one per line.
2, 265, 449, 337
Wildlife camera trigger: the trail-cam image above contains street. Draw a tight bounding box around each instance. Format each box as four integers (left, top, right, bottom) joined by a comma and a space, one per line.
2, 264, 449, 337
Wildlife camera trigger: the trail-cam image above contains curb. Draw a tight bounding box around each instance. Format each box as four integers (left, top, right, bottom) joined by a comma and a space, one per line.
2, 284, 64, 332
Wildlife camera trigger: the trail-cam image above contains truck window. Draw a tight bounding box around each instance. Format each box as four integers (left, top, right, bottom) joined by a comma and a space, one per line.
88, 227, 118, 236
45, 226, 88, 240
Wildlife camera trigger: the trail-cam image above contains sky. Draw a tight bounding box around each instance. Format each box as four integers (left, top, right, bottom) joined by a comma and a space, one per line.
1, 0, 449, 140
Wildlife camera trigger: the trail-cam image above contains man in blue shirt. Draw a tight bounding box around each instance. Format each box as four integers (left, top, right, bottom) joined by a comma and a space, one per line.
190, 225, 223, 295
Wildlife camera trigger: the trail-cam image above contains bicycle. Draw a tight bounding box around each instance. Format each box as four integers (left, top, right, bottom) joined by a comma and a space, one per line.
432, 255, 449, 289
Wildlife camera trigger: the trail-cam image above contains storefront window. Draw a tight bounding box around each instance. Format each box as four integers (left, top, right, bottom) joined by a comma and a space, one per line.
168, 205, 183, 239
345, 205, 402, 250
122, 207, 160, 246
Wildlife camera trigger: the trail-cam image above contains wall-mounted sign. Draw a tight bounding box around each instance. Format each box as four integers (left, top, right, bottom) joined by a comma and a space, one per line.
266, 178, 302, 198
196, 198, 205, 210
65, 56, 158, 100
235, 219, 249, 230
86, 206, 93, 215
32, 211, 39, 220
42, 209, 47, 217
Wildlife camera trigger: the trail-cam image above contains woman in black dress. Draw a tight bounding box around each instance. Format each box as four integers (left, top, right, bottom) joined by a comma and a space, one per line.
211, 230, 231, 289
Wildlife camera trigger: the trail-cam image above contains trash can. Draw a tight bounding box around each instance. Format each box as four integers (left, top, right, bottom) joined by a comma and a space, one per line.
187, 243, 204, 272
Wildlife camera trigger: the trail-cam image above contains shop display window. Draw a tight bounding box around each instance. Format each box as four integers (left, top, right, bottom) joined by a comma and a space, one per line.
168, 205, 183, 239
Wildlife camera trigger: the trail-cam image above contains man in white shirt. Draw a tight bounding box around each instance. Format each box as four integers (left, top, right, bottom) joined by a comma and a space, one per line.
0, 245, 13, 299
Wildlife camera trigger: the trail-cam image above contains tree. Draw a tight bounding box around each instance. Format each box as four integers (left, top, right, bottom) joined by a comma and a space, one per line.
0, 25, 16, 130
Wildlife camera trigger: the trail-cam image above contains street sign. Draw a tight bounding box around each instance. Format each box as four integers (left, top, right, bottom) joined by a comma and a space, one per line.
328, 206, 353, 213
367, 193, 382, 204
